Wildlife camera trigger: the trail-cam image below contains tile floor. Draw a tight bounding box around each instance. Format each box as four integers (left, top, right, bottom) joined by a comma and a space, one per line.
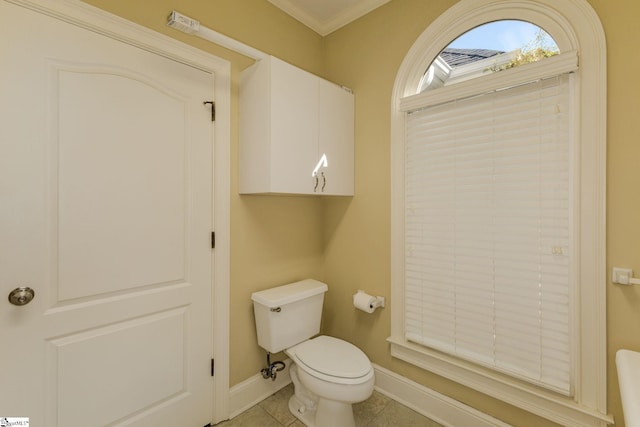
214, 384, 445, 427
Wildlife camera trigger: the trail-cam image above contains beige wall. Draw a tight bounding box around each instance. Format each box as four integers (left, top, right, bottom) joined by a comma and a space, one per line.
80, 0, 640, 426
595, 1, 640, 426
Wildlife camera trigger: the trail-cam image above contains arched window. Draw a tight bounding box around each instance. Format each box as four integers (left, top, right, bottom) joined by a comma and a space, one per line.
389, 1, 609, 426
419, 20, 559, 92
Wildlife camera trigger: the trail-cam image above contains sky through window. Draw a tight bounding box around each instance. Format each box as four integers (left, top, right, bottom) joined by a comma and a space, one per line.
448, 20, 557, 52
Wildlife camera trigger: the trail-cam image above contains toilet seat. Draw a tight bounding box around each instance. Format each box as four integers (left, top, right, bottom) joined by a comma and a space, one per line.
290, 336, 373, 384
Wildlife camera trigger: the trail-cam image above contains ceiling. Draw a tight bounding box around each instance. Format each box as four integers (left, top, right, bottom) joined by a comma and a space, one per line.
268, 0, 391, 36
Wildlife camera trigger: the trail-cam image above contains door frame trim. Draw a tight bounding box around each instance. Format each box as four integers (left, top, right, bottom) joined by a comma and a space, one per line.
4, 0, 232, 423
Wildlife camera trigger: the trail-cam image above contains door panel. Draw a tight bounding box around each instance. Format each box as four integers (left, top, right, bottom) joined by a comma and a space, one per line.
56, 65, 187, 301
0, 2, 214, 426
52, 308, 187, 426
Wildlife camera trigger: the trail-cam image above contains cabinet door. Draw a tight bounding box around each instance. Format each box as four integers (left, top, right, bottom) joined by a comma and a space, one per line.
270, 57, 318, 194
318, 79, 354, 195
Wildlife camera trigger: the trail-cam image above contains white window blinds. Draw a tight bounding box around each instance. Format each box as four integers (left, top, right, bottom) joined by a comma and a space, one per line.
404, 73, 572, 394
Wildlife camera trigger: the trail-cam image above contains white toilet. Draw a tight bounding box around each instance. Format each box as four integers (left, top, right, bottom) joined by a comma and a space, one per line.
251, 279, 375, 427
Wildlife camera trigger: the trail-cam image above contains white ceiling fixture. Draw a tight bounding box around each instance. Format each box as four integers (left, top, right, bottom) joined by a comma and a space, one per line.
268, 0, 391, 36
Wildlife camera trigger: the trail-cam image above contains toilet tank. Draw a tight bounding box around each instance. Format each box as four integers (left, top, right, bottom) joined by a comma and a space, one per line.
251, 279, 328, 354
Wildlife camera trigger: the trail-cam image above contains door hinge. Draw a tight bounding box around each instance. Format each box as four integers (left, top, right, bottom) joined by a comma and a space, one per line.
203, 101, 215, 121
211, 231, 215, 249
211, 358, 215, 377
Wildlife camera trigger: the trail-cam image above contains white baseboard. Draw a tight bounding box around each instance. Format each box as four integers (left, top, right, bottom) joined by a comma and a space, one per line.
372, 363, 512, 427
227, 360, 510, 427
228, 358, 292, 419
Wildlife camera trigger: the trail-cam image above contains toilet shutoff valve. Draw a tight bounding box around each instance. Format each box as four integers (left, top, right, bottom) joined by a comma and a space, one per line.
261, 352, 285, 381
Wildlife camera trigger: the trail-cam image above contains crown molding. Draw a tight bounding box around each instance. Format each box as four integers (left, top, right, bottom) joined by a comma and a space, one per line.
268, 0, 390, 36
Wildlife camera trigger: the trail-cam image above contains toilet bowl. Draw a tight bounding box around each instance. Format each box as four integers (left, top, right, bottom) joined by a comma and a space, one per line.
285, 335, 374, 427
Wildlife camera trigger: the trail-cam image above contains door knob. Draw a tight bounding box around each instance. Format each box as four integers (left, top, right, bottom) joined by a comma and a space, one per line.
8, 287, 35, 306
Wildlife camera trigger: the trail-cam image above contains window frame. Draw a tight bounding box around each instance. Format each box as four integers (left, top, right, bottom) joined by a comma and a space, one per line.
389, 1, 609, 426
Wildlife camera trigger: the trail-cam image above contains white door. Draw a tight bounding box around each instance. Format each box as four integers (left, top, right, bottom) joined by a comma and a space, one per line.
0, 2, 214, 426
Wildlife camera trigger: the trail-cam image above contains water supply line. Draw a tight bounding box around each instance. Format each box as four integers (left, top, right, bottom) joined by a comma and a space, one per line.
261, 352, 286, 381
167, 11, 268, 61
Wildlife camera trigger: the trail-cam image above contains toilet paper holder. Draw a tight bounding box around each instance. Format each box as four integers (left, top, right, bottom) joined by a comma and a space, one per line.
353, 290, 385, 313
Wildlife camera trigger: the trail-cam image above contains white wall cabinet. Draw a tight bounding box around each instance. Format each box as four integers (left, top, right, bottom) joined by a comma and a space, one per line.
239, 55, 354, 195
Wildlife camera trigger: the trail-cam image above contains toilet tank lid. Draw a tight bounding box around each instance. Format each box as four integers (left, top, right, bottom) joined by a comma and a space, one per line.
251, 279, 328, 307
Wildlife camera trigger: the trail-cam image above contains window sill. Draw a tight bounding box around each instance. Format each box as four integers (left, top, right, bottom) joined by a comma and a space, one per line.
387, 337, 612, 427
